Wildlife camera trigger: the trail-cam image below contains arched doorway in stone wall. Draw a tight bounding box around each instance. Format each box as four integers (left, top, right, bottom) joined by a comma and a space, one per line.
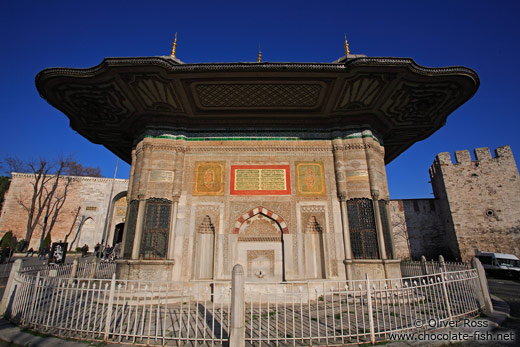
112, 222, 125, 245
233, 207, 289, 282
107, 192, 127, 247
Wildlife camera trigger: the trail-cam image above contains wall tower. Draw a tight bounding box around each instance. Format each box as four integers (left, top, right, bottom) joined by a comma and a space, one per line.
429, 145, 520, 261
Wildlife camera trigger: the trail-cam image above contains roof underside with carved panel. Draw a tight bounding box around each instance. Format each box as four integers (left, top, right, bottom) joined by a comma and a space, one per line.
36, 56, 479, 164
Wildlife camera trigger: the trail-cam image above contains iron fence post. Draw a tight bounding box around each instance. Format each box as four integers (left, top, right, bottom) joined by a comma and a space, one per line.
230, 264, 245, 347
365, 273, 376, 344
471, 257, 493, 315
439, 266, 453, 320
0, 258, 23, 316
104, 273, 116, 341
69, 257, 79, 285
439, 255, 447, 273
421, 256, 428, 275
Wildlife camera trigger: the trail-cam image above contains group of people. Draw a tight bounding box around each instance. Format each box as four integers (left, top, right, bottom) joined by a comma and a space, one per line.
5, 241, 122, 262
94, 242, 121, 261
24, 245, 50, 260
80, 244, 89, 257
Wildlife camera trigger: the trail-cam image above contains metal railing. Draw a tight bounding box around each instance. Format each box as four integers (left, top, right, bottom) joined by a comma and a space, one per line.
18, 261, 116, 279
7, 272, 231, 345
400, 256, 469, 278
243, 271, 480, 345
2, 260, 484, 346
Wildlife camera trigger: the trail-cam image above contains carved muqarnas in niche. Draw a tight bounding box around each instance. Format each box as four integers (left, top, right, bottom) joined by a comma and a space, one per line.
194, 215, 216, 280
301, 209, 326, 234
198, 215, 215, 234
305, 216, 323, 233
239, 214, 281, 242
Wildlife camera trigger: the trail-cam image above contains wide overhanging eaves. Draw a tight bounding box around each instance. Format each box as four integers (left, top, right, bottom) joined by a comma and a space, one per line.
36, 56, 479, 164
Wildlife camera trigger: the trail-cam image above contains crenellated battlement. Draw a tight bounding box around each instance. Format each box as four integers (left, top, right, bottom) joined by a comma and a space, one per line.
429, 145, 514, 178
427, 144, 520, 262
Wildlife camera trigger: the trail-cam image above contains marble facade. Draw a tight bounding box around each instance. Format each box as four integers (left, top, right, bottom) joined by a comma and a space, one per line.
117, 130, 400, 282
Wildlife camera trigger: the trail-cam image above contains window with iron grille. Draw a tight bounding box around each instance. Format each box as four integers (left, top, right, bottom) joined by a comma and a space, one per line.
140, 199, 171, 259
347, 198, 379, 259
123, 200, 139, 259
379, 200, 394, 259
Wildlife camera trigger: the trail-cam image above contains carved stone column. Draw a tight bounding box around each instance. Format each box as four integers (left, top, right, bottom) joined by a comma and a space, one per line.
167, 148, 185, 260
383, 200, 396, 259
120, 149, 137, 258
131, 196, 146, 260
130, 142, 153, 260
167, 195, 179, 260
339, 194, 353, 280
371, 190, 387, 260
333, 139, 353, 280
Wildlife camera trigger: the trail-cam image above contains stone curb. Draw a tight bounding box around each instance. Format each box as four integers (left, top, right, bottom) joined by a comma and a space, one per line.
0, 295, 512, 347
0, 318, 90, 347
0, 318, 121, 347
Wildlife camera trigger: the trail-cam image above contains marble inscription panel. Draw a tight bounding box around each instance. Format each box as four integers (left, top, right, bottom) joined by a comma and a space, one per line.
149, 170, 174, 182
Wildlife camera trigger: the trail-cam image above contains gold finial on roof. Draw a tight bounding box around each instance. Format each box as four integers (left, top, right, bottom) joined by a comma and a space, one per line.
257, 44, 262, 63
344, 33, 350, 55
171, 32, 178, 58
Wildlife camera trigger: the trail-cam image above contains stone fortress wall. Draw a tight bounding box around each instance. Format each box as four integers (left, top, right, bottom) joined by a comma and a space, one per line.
430, 145, 520, 261
389, 199, 446, 260
391, 145, 520, 262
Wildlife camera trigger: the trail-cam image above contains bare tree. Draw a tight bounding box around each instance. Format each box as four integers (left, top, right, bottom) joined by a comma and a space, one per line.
64, 206, 81, 243
3, 157, 27, 173
38, 175, 74, 249
2, 156, 103, 248
17, 158, 68, 244
65, 162, 102, 177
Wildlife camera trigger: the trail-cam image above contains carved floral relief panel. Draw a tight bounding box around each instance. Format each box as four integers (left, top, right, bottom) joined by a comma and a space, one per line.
295, 162, 326, 196
193, 162, 225, 196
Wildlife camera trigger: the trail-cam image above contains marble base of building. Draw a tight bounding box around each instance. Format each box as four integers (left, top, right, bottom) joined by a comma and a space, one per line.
116, 259, 176, 282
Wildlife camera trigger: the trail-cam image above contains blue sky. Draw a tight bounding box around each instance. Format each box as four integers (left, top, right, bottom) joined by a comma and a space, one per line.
1, 1, 519, 199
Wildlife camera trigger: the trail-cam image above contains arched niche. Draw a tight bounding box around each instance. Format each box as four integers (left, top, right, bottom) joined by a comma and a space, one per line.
234, 206, 288, 282
193, 215, 216, 280
304, 216, 326, 279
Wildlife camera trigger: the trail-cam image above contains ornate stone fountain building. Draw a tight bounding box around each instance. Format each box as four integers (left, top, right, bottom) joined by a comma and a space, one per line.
35, 49, 479, 282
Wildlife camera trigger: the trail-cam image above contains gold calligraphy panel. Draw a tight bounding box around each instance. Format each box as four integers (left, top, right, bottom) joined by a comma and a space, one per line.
296, 162, 326, 196
193, 162, 225, 196
234, 169, 286, 191
231, 165, 290, 195
234, 169, 260, 190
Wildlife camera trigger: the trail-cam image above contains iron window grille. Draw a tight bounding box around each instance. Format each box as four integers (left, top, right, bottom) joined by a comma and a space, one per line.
140, 199, 171, 260
347, 198, 379, 259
